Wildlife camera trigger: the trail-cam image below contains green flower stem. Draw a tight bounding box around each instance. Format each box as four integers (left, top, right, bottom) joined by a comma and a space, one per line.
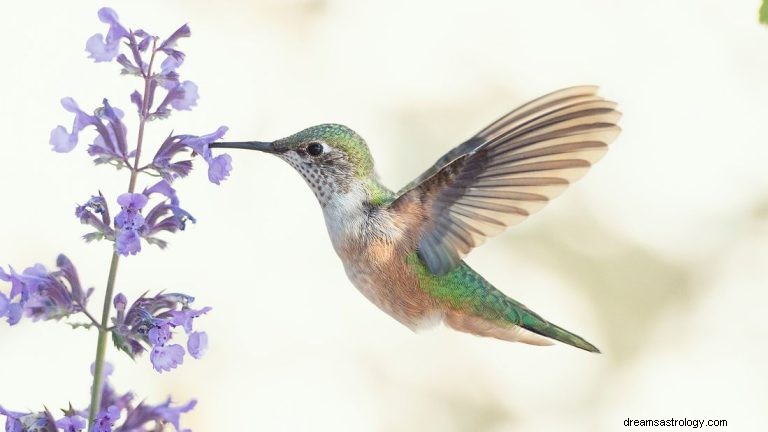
87, 39, 159, 428
87, 251, 120, 424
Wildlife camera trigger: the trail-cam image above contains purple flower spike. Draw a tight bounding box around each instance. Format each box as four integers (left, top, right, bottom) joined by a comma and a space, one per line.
187, 331, 208, 359
86, 8, 129, 62
150, 344, 185, 372
112, 292, 210, 370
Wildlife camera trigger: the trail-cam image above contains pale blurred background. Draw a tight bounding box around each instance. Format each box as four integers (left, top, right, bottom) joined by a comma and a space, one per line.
1, 0, 767, 430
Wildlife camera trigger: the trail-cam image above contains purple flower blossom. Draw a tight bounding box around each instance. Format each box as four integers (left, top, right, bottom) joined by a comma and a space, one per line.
150, 344, 186, 373
76, 183, 196, 254
0, 406, 56, 432
111, 292, 210, 372
76, 193, 115, 243
50, 97, 97, 153
51, 98, 132, 170
178, 126, 232, 184
86, 8, 129, 62
114, 193, 149, 256
92, 406, 121, 432
16, 9, 226, 429
119, 398, 196, 431
170, 306, 211, 334
0, 255, 91, 324
0, 406, 24, 432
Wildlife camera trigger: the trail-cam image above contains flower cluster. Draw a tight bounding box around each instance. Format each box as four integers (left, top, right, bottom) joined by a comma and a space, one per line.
1, 7, 231, 430
0, 365, 195, 432
50, 8, 231, 185
0, 255, 92, 326
77, 180, 196, 255
112, 292, 210, 372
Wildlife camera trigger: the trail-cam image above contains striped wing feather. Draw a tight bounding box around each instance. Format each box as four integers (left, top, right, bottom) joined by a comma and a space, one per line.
395, 86, 621, 275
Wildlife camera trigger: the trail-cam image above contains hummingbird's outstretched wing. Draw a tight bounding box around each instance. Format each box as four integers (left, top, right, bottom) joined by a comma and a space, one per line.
393, 86, 621, 275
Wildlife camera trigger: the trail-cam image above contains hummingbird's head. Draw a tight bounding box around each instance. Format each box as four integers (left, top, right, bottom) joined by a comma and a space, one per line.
210, 124, 375, 205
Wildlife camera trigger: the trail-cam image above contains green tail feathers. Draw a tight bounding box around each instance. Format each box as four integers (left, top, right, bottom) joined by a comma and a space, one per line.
520, 313, 601, 353
408, 255, 600, 352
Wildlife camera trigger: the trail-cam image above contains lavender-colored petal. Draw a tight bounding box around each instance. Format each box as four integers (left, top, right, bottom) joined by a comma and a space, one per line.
115, 230, 142, 256
155, 398, 196, 430
91, 405, 121, 432
0, 405, 26, 432
170, 81, 199, 110
162, 48, 185, 63
148, 322, 172, 346
159, 23, 191, 50
61, 97, 95, 130
0, 293, 8, 317
178, 126, 228, 160
143, 180, 178, 203
55, 415, 86, 432
90, 361, 114, 379
56, 254, 86, 304
50, 126, 77, 152
117, 193, 149, 210
86, 33, 119, 62
5, 303, 22, 325
187, 331, 208, 359
208, 153, 232, 184
86, 8, 129, 63
150, 344, 185, 372
169, 306, 211, 333
99, 99, 129, 158
53, 97, 98, 153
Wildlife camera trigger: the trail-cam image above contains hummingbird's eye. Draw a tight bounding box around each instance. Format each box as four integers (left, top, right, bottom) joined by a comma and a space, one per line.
306, 142, 324, 156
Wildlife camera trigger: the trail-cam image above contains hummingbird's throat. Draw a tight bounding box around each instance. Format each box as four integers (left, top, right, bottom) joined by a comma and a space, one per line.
278, 152, 349, 207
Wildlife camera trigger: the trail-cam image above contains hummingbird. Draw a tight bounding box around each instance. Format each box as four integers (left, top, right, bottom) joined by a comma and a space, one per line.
210, 86, 620, 352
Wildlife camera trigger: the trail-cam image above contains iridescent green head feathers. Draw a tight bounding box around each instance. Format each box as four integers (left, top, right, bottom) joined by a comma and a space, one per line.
274, 124, 374, 179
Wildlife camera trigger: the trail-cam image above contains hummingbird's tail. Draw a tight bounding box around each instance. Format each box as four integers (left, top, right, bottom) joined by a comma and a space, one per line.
518, 313, 601, 353
445, 306, 600, 353
441, 280, 601, 353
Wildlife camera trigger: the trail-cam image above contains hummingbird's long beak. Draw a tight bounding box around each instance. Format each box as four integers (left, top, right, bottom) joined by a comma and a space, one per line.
208, 141, 277, 153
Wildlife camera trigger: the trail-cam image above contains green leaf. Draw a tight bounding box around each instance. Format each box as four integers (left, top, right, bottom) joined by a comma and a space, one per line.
112, 331, 137, 359
761, 0, 768, 25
